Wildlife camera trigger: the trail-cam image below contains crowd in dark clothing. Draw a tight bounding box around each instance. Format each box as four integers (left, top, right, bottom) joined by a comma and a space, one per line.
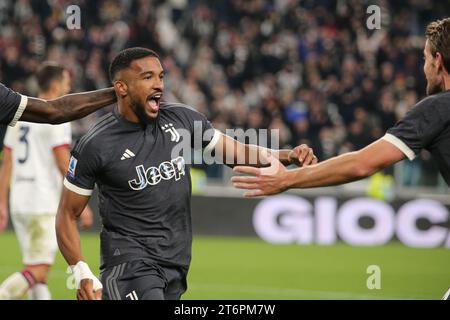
1, 0, 448, 185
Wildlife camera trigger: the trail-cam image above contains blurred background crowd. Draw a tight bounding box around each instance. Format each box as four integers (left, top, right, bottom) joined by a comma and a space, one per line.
0, 0, 449, 188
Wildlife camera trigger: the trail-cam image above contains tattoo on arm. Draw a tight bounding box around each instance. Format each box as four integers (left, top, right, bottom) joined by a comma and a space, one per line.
21, 88, 116, 124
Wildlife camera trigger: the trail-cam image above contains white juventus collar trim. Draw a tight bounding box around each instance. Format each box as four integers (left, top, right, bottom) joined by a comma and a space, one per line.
121, 149, 135, 160
9, 95, 28, 127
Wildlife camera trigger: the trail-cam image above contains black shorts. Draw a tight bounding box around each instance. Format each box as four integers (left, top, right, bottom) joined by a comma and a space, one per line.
100, 259, 187, 300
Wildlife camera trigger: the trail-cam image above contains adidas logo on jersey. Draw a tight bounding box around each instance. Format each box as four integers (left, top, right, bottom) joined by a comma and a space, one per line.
121, 149, 135, 160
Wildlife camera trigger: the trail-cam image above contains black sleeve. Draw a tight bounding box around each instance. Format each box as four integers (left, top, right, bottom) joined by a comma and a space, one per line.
63, 139, 101, 195
0, 83, 25, 126
385, 95, 447, 159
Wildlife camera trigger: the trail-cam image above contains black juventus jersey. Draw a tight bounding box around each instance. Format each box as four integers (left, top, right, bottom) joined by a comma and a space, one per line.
0, 83, 27, 126
64, 102, 219, 270
384, 89, 450, 186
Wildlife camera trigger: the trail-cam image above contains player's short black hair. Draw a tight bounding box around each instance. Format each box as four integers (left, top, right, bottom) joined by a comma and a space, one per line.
36, 62, 66, 92
426, 18, 450, 73
109, 47, 160, 82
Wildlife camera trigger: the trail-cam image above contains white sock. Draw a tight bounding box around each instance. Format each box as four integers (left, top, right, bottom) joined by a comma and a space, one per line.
443, 287, 450, 300
0, 272, 30, 300
29, 283, 51, 300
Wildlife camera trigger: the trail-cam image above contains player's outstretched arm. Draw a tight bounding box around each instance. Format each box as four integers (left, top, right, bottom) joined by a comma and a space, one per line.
213, 133, 317, 168
56, 187, 102, 300
232, 138, 406, 197
21, 87, 116, 124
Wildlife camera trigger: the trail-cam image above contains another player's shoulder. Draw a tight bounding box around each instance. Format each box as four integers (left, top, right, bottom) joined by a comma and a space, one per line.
5, 121, 40, 136
402, 90, 450, 126
34, 120, 71, 133
413, 90, 450, 114
73, 112, 118, 155
47, 121, 71, 139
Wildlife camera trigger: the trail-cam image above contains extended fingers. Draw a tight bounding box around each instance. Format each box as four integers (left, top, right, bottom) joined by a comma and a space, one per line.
231, 176, 260, 183
243, 190, 265, 197
233, 166, 261, 176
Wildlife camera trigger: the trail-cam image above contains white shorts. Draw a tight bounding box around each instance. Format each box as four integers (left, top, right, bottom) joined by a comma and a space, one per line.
11, 214, 57, 265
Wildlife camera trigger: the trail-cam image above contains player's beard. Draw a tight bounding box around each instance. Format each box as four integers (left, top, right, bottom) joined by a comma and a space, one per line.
426, 77, 444, 95
130, 96, 154, 125
425, 67, 444, 96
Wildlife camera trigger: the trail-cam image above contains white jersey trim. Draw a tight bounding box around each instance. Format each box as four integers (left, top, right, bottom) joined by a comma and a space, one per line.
204, 129, 222, 154
63, 178, 93, 196
9, 95, 28, 127
382, 133, 416, 160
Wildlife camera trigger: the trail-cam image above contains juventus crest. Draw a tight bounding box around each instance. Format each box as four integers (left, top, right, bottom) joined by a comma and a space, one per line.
161, 123, 180, 142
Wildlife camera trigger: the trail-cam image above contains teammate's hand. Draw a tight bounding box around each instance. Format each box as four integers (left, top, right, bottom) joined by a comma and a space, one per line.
79, 206, 93, 230
77, 279, 102, 300
232, 150, 290, 197
288, 144, 318, 167
0, 203, 8, 231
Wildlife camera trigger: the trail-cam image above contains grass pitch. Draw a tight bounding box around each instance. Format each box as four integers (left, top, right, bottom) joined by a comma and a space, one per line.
0, 231, 448, 299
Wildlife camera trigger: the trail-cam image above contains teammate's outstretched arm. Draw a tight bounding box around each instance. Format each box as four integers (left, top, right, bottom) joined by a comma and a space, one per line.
0, 83, 116, 126
21, 87, 116, 124
56, 187, 102, 300
232, 138, 405, 197
212, 133, 318, 168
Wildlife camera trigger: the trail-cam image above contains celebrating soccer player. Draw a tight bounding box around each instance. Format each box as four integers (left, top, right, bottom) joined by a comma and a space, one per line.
55, 47, 317, 300
231, 18, 450, 299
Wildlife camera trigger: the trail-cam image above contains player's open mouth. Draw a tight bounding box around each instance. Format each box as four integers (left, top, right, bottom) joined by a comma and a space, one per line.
146, 93, 162, 113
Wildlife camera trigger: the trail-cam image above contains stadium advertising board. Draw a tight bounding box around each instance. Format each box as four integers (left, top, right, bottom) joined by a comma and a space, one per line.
190, 195, 450, 248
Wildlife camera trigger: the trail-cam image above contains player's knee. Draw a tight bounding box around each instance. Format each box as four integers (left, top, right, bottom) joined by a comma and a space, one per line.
26, 265, 51, 283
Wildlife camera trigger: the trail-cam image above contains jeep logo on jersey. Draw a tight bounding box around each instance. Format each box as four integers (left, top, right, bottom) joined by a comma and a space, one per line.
161, 123, 180, 142
128, 156, 185, 190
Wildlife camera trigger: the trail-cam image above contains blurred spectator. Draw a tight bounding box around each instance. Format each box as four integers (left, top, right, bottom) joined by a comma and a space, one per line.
0, 0, 448, 185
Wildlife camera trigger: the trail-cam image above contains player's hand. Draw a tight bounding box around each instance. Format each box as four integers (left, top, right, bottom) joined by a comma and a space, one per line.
232, 150, 289, 197
0, 203, 8, 231
79, 206, 93, 230
72, 261, 103, 300
77, 279, 102, 300
288, 144, 318, 167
